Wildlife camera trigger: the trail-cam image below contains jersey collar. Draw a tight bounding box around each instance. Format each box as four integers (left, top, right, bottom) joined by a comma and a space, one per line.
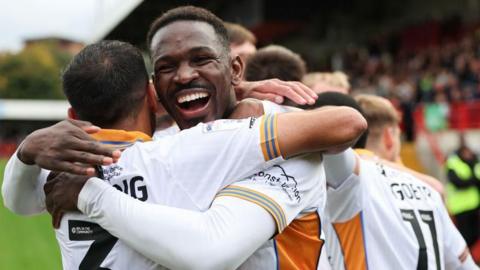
90, 129, 152, 151
354, 148, 375, 157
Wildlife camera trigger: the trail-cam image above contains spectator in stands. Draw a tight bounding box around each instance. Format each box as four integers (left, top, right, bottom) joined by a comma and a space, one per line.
424, 92, 450, 132
244, 45, 306, 82
302, 71, 350, 94
244, 45, 307, 105
224, 22, 257, 64
445, 133, 480, 248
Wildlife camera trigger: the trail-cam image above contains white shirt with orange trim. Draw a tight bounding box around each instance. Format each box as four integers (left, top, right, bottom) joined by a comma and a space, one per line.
226, 101, 327, 270
324, 151, 473, 270
54, 107, 326, 270
4, 103, 326, 269
53, 116, 292, 270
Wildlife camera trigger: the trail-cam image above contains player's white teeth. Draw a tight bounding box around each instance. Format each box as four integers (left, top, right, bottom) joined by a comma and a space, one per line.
177, 92, 210, 104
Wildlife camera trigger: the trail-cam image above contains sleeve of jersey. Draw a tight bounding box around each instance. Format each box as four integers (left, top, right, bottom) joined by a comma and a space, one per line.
167, 115, 285, 208
216, 154, 324, 233
173, 114, 283, 162
325, 171, 363, 222
258, 113, 283, 162
78, 178, 276, 270
1, 151, 48, 215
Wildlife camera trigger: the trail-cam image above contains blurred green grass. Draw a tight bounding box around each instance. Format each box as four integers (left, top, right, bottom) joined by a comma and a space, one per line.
0, 158, 61, 269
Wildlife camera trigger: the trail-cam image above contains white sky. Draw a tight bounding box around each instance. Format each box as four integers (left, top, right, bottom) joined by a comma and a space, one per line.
0, 0, 138, 52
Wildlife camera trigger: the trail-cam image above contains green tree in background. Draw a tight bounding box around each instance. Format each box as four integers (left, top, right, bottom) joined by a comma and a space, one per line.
0, 41, 73, 100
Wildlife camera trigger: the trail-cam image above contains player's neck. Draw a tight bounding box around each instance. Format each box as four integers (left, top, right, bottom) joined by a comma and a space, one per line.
107, 109, 154, 136
123, 102, 155, 135
365, 142, 385, 160
107, 119, 150, 136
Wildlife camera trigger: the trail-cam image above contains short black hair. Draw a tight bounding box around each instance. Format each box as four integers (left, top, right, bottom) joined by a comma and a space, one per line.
146, 6, 229, 53
62, 40, 148, 127
245, 45, 306, 82
302, 92, 368, 148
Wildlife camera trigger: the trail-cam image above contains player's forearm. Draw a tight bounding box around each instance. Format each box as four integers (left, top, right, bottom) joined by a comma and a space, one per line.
278, 106, 367, 157
2, 151, 47, 215
78, 179, 275, 270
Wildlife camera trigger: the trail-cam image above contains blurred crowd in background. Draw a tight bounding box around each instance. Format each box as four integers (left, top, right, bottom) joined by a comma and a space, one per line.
346, 35, 480, 104
0, 5, 480, 260
344, 30, 480, 137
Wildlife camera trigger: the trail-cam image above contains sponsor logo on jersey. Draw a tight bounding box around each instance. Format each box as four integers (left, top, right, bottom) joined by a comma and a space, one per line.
249, 117, 257, 129
250, 165, 301, 202
69, 220, 102, 240
101, 164, 123, 181
71, 226, 93, 235
202, 119, 245, 133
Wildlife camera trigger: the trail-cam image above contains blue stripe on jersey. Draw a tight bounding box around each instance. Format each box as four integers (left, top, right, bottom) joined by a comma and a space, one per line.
315, 212, 322, 269
361, 211, 369, 270
217, 187, 287, 231
273, 239, 280, 270
264, 114, 273, 160
219, 189, 286, 230
269, 114, 279, 158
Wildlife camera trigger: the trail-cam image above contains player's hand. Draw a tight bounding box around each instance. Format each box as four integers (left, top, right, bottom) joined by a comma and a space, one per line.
234, 79, 317, 105
44, 172, 90, 228
17, 119, 121, 176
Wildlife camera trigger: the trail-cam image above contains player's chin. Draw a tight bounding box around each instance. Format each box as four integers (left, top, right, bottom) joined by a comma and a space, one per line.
173, 112, 209, 129
181, 110, 219, 129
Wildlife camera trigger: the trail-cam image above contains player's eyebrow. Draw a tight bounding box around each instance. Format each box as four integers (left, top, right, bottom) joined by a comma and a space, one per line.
188, 46, 216, 55
153, 46, 217, 65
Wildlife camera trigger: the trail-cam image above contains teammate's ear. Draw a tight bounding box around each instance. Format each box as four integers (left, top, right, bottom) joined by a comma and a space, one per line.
67, 107, 78, 120
231, 55, 244, 86
146, 82, 159, 113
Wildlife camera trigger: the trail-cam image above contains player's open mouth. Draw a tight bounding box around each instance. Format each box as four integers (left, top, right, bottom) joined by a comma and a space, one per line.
175, 90, 211, 117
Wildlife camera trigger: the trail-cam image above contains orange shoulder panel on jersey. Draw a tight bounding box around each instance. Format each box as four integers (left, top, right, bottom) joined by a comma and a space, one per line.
90, 129, 152, 151
260, 114, 282, 161
274, 212, 323, 270
333, 212, 368, 270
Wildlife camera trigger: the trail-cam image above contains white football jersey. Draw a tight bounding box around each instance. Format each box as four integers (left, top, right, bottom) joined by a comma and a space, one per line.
229, 101, 326, 270
56, 116, 285, 270
56, 105, 326, 270
325, 152, 469, 270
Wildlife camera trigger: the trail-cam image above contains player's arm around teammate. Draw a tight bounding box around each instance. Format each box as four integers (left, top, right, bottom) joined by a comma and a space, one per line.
41, 108, 366, 270
2, 98, 364, 214
1, 119, 118, 215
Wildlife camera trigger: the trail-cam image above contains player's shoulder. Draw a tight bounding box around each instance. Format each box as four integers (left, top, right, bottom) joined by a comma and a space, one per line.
117, 140, 171, 170
152, 125, 180, 140
262, 100, 301, 114
229, 98, 264, 119
124, 139, 166, 155
358, 157, 383, 177
392, 163, 445, 196
383, 160, 437, 187
381, 160, 443, 201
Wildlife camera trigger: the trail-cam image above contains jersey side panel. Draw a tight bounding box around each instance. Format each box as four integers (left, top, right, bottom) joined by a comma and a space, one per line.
275, 211, 324, 270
